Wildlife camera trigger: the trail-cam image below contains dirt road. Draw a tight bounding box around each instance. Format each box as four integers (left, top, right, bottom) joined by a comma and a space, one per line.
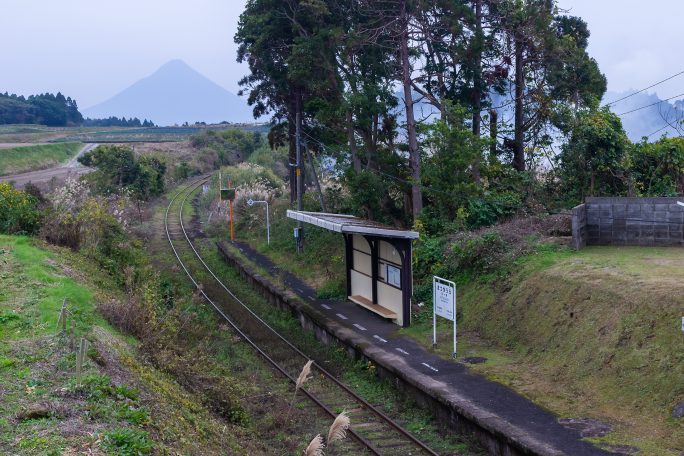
0, 143, 97, 189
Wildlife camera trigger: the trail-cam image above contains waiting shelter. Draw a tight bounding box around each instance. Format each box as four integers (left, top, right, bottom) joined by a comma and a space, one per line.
286, 210, 419, 327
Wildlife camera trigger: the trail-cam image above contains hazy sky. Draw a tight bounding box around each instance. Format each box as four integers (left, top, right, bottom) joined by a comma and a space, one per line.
1, 0, 682, 109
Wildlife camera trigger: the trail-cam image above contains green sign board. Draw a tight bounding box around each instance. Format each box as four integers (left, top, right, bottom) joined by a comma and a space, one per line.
220, 188, 236, 201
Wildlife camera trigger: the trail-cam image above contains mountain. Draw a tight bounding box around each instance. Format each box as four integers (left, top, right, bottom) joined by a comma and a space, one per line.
603, 91, 683, 142
83, 60, 255, 126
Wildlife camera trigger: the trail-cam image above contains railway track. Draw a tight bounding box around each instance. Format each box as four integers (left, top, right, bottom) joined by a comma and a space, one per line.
164, 177, 440, 456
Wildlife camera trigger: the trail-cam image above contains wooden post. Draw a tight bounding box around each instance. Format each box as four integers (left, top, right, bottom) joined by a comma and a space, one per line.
344, 235, 353, 298
76, 338, 88, 387
56, 298, 68, 335
369, 237, 379, 305
229, 179, 234, 241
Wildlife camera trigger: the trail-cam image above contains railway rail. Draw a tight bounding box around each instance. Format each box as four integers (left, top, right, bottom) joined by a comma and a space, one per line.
164, 177, 440, 456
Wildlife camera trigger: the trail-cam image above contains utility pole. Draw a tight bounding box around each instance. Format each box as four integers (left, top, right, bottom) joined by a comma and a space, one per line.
295, 102, 303, 253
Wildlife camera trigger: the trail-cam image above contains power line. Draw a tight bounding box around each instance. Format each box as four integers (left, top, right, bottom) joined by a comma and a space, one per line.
646, 124, 672, 139
603, 69, 684, 107
616, 92, 684, 116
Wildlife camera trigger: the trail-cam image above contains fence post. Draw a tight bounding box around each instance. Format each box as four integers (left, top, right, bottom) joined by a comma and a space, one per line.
76, 338, 88, 387
56, 298, 68, 335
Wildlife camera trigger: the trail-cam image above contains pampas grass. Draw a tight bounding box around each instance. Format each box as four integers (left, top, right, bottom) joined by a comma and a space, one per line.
289, 359, 314, 423
326, 410, 350, 447
296, 360, 314, 391
303, 434, 325, 456
291, 359, 314, 406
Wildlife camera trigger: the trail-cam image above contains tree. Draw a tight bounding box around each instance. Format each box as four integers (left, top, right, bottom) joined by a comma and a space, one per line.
78, 145, 166, 200
557, 109, 629, 202
236, 0, 342, 203
498, 1, 606, 171
629, 137, 684, 196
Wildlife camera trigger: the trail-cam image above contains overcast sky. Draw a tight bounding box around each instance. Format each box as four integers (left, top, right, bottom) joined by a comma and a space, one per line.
1, 0, 682, 109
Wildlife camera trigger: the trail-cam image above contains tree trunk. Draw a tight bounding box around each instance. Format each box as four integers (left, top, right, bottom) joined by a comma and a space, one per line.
346, 111, 362, 173
489, 109, 498, 161
471, 0, 483, 185
400, 1, 423, 219
288, 103, 297, 203
513, 35, 526, 172
305, 145, 326, 212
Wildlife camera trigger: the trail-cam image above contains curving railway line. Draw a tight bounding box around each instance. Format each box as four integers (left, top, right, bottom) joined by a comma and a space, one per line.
164, 177, 440, 456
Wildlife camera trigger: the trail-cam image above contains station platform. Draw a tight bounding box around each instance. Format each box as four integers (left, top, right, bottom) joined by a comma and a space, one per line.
228, 240, 614, 456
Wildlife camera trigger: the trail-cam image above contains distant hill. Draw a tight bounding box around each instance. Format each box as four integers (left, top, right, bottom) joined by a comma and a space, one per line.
83, 60, 255, 126
603, 91, 684, 142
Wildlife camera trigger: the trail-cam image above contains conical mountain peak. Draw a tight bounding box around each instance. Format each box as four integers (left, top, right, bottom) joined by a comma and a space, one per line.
83, 60, 253, 125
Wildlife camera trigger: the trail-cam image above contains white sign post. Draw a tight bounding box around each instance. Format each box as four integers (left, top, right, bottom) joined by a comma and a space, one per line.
247, 199, 270, 245
433, 276, 457, 358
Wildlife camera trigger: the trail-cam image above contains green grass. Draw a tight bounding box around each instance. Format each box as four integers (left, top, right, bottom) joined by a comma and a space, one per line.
0, 142, 82, 175
0, 235, 101, 340
405, 245, 684, 455
0, 235, 253, 455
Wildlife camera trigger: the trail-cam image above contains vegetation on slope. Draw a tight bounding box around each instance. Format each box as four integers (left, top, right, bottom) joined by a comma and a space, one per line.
0, 235, 250, 455
413, 245, 684, 453
0, 142, 82, 175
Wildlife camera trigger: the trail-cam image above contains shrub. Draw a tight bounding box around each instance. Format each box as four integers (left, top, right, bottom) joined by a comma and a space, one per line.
466, 191, 523, 229
316, 278, 346, 300
118, 406, 150, 425
100, 428, 153, 455
448, 232, 508, 275
0, 183, 41, 234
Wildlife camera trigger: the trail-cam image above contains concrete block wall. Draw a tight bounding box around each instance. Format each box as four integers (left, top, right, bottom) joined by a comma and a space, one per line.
571, 203, 587, 250
572, 197, 684, 248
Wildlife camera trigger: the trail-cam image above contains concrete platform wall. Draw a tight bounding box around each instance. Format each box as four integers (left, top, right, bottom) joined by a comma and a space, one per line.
572, 197, 684, 249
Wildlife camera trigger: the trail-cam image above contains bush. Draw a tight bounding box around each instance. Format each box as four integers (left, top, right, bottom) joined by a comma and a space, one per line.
316, 278, 346, 300
100, 428, 153, 455
448, 232, 508, 275
0, 183, 41, 234
190, 129, 263, 166
466, 191, 523, 229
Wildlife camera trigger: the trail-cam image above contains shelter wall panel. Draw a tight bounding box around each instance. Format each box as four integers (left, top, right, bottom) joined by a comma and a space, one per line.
350, 269, 372, 300
377, 283, 403, 326
379, 240, 402, 264
353, 250, 372, 276
353, 234, 371, 253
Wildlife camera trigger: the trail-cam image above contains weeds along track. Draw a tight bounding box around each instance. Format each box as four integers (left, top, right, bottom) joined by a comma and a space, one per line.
165, 178, 440, 456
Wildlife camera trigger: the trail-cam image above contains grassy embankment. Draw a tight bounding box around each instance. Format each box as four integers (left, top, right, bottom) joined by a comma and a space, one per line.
0, 234, 261, 455
409, 246, 684, 454
209, 166, 684, 454
0, 142, 82, 175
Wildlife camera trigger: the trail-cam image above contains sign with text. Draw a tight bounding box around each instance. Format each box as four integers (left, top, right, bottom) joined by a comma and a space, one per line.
433, 276, 457, 358
434, 280, 455, 321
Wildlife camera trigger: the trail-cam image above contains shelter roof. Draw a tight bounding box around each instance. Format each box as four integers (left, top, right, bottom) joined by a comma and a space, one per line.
286, 210, 419, 240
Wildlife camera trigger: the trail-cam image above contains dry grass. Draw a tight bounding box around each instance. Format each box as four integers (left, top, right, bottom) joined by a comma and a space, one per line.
458, 246, 684, 454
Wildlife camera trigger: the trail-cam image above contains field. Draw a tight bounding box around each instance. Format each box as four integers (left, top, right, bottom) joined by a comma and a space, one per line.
54, 124, 268, 143
0, 142, 83, 175
0, 123, 268, 146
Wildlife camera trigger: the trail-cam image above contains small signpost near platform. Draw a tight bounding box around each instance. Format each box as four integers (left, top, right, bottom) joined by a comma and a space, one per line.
218, 171, 236, 241
433, 276, 457, 358
247, 198, 270, 245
